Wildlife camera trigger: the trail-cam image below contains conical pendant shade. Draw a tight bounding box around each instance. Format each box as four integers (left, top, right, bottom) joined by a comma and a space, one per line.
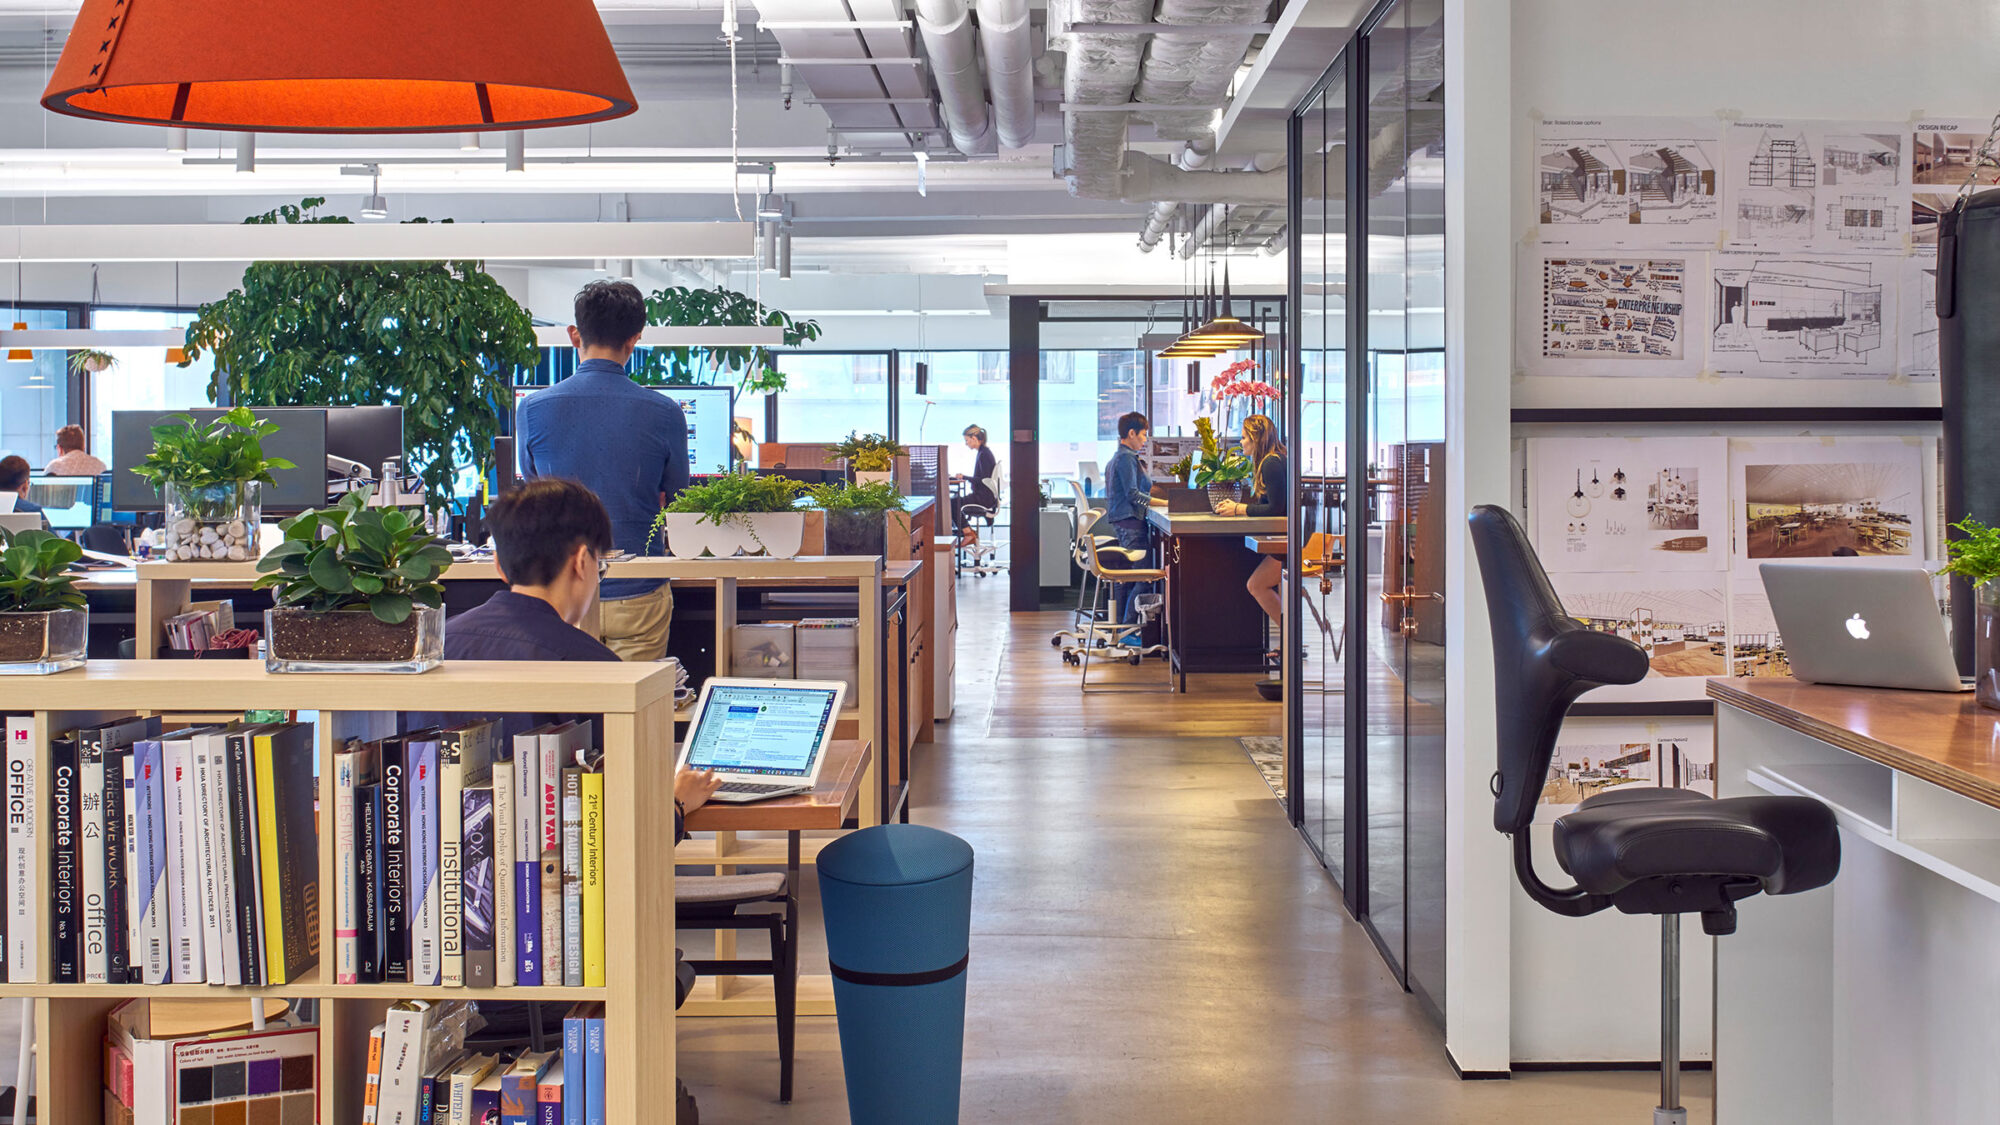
42, 0, 637, 134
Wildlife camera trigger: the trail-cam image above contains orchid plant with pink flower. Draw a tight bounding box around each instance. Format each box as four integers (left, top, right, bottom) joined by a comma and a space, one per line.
1206, 359, 1282, 424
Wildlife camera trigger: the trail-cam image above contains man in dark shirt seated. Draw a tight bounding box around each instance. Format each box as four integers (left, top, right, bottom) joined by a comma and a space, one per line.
0, 455, 45, 517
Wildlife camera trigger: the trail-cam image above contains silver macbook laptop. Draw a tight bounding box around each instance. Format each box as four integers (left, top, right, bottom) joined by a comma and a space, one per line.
1759, 563, 1969, 692
676, 678, 848, 803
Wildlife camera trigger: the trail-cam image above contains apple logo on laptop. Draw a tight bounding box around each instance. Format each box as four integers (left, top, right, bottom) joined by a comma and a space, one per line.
1846, 613, 1871, 641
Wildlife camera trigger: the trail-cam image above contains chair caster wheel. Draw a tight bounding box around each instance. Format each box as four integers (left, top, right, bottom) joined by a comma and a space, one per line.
1051, 636, 1062, 647
1129, 653, 1142, 666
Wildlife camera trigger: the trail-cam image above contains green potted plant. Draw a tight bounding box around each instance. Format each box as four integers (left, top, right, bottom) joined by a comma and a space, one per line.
630, 284, 823, 395
130, 406, 295, 563
1188, 417, 1252, 511
829, 432, 907, 488
0, 528, 87, 674
1943, 516, 2000, 709
652, 471, 807, 558
254, 486, 453, 672
66, 348, 117, 375
809, 479, 909, 557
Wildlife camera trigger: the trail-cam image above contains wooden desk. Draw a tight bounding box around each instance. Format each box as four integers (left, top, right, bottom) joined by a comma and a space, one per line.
678, 740, 872, 1018
1146, 509, 1284, 684
1708, 676, 2000, 1123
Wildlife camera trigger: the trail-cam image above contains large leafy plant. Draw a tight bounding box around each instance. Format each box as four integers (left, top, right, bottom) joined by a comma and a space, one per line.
0, 529, 84, 613
1943, 517, 2000, 585
809, 480, 907, 512
1188, 416, 1252, 488
658, 471, 805, 528
255, 487, 453, 624
629, 285, 822, 394
181, 197, 539, 510
130, 406, 297, 492
829, 432, 906, 473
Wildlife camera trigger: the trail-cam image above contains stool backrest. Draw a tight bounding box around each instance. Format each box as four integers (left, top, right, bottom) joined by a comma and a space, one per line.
1467, 504, 1649, 834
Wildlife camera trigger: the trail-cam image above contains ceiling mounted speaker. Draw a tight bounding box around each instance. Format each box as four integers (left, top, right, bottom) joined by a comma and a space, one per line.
41, 0, 638, 134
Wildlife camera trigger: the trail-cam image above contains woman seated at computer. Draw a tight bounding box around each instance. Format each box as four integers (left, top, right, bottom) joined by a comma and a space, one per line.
951, 424, 1000, 544
1213, 415, 1288, 636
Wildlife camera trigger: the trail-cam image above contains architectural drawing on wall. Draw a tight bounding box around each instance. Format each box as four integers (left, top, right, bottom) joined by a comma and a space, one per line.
1541, 256, 1687, 359
1912, 122, 2000, 187
1822, 194, 1897, 243
1902, 257, 1940, 379
1742, 461, 1918, 558
1710, 255, 1892, 376
1536, 717, 1717, 821
1820, 133, 1901, 186
1731, 592, 1789, 678
1912, 193, 1951, 246
1732, 126, 1817, 243
1539, 143, 1624, 225
1534, 118, 1721, 244
1547, 577, 1728, 678
1528, 436, 1727, 571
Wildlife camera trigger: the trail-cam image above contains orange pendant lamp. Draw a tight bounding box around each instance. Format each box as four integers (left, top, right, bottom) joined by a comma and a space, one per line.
42, 0, 636, 134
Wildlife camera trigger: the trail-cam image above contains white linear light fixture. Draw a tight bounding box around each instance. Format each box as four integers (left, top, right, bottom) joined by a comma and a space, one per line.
0, 222, 757, 262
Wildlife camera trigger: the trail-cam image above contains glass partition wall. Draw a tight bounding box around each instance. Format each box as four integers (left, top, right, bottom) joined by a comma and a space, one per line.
1288, 0, 1448, 1023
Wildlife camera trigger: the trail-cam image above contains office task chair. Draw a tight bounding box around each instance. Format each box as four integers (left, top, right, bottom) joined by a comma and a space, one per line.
1067, 532, 1171, 691
1076, 459, 1103, 497
1468, 505, 1838, 1125
957, 461, 1006, 577
676, 872, 799, 1102
1052, 478, 1123, 650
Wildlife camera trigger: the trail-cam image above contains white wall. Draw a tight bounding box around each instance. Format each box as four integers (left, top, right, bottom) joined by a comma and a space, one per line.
1489, 0, 1998, 1064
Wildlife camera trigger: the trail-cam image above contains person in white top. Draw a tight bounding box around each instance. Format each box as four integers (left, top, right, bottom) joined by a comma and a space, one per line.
43, 425, 106, 476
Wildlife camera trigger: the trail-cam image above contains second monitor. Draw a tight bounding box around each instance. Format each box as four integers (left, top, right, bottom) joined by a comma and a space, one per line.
513, 383, 735, 476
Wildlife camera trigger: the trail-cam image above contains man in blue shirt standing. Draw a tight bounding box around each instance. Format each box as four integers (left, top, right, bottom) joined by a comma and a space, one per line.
517, 281, 689, 661
1102, 411, 1164, 624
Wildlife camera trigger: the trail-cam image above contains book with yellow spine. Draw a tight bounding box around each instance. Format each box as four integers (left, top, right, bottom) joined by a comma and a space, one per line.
253, 723, 319, 986
580, 769, 605, 988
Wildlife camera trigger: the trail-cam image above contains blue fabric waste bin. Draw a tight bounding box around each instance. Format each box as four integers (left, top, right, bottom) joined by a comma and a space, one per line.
817, 824, 975, 1125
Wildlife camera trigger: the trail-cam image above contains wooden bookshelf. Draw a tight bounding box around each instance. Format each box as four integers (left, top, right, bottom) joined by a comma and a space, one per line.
0, 660, 680, 1124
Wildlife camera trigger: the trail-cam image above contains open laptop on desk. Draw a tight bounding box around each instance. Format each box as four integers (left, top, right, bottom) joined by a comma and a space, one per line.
676, 678, 848, 803
1759, 563, 1970, 692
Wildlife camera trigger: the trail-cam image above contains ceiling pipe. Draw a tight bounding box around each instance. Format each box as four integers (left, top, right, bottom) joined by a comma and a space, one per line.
1054, 0, 1152, 199
977, 0, 1037, 150
915, 0, 996, 155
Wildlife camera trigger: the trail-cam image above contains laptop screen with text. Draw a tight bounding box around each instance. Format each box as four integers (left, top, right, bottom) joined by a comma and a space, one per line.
683, 684, 840, 777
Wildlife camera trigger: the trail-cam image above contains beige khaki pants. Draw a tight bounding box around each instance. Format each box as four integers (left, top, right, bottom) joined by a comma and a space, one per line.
598, 583, 673, 662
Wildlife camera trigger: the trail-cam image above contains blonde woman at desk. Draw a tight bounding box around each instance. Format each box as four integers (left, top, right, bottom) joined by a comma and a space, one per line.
1214, 414, 1288, 637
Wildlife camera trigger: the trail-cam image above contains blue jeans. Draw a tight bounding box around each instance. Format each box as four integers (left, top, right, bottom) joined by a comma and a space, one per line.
1109, 517, 1154, 627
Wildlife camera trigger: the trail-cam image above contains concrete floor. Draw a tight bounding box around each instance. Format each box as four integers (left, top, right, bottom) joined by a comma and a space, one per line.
675, 578, 1714, 1123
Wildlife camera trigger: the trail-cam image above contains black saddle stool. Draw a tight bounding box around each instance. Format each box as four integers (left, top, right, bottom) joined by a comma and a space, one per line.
1468, 505, 1840, 1125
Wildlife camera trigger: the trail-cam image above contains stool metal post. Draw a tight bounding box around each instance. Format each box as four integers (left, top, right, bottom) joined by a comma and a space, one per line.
1657, 913, 1685, 1125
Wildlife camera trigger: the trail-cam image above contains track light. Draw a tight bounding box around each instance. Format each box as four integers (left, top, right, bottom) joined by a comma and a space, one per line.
166, 127, 188, 154
778, 228, 793, 279
504, 131, 526, 173
234, 132, 255, 173
359, 167, 389, 221
761, 224, 778, 272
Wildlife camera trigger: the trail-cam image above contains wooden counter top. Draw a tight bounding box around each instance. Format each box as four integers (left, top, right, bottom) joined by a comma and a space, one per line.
1708, 676, 2000, 810
1145, 509, 1287, 536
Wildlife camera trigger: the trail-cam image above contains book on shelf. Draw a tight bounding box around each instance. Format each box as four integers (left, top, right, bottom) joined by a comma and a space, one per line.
560, 1002, 608, 1125
446, 1053, 501, 1125
439, 719, 496, 989
253, 723, 319, 987
104, 740, 132, 984
512, 725, 546, 987
359, 779, 385, 982
492, 731, 517, 989
461, 783, 497, 989
80, 715, 157, 984
537, 723, 591, 985
382, 734, 411, 983
159, 726, 206, 984
191, 727, 229, 987
500, 1049, 557, 1125
363, 1022, 387, 1125
407, 731, 442, 986
536, 1058, 565, 1125
129, 735, 170, 984
336, 739, 381, 985
580, 770, 606, 989
222, 726, 266, 987
6, 716, 32, 983
378, 999, 482, 1125
560, 766, 584, 988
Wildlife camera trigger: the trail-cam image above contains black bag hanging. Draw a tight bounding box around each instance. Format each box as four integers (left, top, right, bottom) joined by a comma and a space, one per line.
1936, 113, 2000, 672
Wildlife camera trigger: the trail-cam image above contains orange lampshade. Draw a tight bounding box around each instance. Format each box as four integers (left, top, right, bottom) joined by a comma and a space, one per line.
5, 323, 28, 363
42, 0, 637, 134
164, 346, 188, 365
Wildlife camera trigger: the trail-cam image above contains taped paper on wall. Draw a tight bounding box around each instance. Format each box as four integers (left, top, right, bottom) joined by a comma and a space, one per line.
1546, 572, 1729, 681
1536, 716, 1717, 823
1708, 254, 1897, 379
1729, 438, 1927, 566
1723, 119, 1907, 250
1911, 118, 2000, 191
1522, 252, 1706, 379
1527, 436, 1729, 572
1536, 117, 1723, 247
1901, 255, 1940, 380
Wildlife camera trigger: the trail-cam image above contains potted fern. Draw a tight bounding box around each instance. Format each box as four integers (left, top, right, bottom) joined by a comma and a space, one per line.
830, 432, 907, 488
130, 407, 295, 563
810, 479, 909, 557
0, 529, 87, 674
66, 348, 117, 375
1943, 516, 2000, 709
652, 471, 807, 558
254, 487, 452, 672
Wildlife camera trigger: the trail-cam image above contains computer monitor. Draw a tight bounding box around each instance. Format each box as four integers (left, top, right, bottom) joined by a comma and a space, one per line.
23, 476, 95, 531
514, 383, 736, 476
111, 408, 330, 514
323, 406, 404, 478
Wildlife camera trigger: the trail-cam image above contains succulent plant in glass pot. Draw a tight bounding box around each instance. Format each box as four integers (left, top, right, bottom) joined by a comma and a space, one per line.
1942, 516, 2000, 709
255, 487, 452, 672
0, 528, 88, 674
829, 432, 907, 488
129, 406, 295, 563
809, 479, 909, 557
